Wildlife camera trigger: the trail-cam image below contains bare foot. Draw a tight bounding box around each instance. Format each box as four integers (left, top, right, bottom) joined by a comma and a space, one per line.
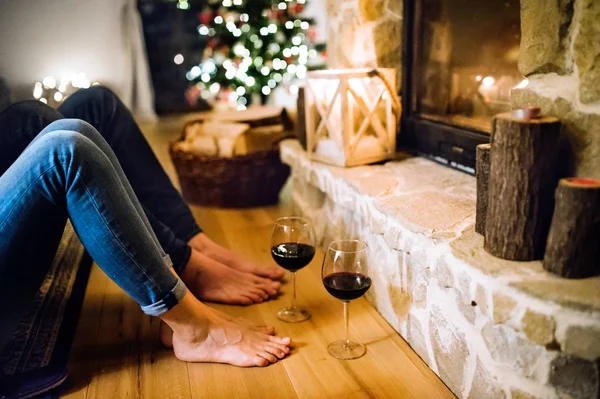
162, 293, 291, 366
160, 316, 275, 349
189, 233, 285, 281
182, 249, 281, 305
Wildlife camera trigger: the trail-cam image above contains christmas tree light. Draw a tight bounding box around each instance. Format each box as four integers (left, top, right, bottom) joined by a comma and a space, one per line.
178, 0, 324, 109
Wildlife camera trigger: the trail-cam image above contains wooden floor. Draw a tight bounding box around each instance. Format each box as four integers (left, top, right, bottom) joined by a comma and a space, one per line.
60, 115, 454, 399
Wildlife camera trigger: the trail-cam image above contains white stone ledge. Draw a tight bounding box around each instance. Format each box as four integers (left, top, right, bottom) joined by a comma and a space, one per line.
281, 139, 600, 398
281, 140, 600, 316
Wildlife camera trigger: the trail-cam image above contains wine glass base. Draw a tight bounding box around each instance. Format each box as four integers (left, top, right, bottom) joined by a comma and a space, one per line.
277, 307, 311, 323
327, 340, 366, 360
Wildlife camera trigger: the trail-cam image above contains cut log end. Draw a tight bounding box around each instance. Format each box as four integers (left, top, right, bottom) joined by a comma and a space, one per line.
544, 177, 600, 278
562, 177, 600, 188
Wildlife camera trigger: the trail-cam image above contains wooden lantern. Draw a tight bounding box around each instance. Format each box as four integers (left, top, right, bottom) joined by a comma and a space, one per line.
304, 68, 400, 167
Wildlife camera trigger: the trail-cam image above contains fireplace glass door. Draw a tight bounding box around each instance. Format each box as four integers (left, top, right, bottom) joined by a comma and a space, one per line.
401, 0, 523, 170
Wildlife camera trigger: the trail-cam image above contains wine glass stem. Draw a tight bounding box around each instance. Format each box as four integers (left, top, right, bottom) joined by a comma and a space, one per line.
343, 300, 350, 345
291, 271, 297, 310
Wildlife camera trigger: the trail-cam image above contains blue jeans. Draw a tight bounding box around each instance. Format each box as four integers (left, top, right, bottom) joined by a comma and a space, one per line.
0, 87, 201, 273
0, 88, 201, 347
0, 120, 188, 348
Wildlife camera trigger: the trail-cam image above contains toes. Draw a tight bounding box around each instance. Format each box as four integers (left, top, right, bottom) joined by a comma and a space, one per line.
251, 288, 270, 300
254, 279, 280, 296
253, 356, 270, 367
266, 343, 288, 359
258, 351, 278, 364
263, 326, 276, 335
244, 291, 264, 303
235, 296, 253, 306
268, 266, 286, 280
269, 335, 292, 345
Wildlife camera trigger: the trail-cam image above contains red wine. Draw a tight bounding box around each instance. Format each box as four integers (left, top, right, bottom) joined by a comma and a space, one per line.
323, 272, 372, 301
271, 243, 316, 272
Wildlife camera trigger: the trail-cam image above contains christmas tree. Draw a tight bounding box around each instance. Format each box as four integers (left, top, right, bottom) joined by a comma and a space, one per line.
180, 0, 324, 110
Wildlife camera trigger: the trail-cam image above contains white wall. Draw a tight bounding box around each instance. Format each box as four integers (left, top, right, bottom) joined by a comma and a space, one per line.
0, 0, 155, 118
302, 0, 328, 43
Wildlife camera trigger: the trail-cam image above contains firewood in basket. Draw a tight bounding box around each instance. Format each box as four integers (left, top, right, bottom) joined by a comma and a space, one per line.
544, 178, 600, 278
195, 105, 292, 129
484, 111, 561, 261
476, 143, 491, 236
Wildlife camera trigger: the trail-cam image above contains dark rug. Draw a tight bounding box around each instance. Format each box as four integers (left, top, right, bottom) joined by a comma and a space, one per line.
0, 222, 92, 399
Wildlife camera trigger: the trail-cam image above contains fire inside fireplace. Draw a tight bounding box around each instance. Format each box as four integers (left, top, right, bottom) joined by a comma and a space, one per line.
417, 0, 522, 133
401, 0, 523, 170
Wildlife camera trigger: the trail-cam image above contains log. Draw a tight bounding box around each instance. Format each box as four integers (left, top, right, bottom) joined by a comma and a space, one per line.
544, 178, 600, 278
484, 111, 561, 261
296, 86, 307, 149
475, 143, 491, 235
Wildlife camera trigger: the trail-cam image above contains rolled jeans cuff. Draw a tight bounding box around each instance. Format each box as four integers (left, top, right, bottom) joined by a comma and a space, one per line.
141, 278, 188, 316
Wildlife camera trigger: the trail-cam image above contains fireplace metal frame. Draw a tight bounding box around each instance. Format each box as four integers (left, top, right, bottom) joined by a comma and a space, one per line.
398, 0, 490, 172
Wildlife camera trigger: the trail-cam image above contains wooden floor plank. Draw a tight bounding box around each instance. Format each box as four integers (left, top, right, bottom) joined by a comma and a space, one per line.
61, 265, 109, 399
212, 207, 454, 399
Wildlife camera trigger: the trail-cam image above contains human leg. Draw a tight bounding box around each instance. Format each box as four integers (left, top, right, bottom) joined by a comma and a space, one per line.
0, 121, 290, 365
60, 87, 283, 282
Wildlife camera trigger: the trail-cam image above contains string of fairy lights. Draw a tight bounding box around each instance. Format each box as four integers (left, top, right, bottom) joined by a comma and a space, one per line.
174, 0, 322, 110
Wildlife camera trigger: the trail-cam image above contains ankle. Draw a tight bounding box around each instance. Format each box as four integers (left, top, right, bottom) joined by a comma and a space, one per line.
160, 292, 209, 340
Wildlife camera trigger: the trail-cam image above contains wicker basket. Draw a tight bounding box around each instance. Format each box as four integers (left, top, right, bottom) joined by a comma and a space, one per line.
169, 120, 292, 208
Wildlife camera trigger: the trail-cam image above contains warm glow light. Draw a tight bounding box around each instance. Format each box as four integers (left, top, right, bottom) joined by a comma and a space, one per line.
246, 76, 256, 86
514, 78, 529, 89
54, 92, 63, 102
475, 75, 482, 82
482, 76, 496, 87
262, 86, 271, 95
174, 54, 184, 65
289, 84, 299, 95
43, 76, 56, 89
33, 85, 43, 99
268, 24, 277, 33
39, 98, 47, 104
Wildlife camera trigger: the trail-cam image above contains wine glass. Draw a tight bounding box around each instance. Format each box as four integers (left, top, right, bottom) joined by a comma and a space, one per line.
322, 239, 371, 360
271, 216, 316, 322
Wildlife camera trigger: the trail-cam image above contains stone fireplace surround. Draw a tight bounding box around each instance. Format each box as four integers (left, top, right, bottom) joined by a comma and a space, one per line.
299, 1, 600, 397
282, 141, 599, 398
